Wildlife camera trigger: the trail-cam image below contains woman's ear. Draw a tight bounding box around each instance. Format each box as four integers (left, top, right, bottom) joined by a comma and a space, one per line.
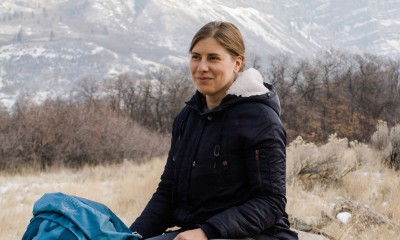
234, 55, 243, 73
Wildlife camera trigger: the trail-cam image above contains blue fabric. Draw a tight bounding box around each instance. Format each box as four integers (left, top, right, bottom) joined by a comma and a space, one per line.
22, 192, 141, 240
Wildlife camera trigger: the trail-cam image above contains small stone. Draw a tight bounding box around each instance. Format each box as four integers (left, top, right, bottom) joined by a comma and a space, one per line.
337, 212, 352, 224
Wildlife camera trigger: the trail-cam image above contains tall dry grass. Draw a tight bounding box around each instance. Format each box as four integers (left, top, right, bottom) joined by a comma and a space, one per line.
286, 134, 400, 239
1, 135, 400, 239
0, 158, 165, 240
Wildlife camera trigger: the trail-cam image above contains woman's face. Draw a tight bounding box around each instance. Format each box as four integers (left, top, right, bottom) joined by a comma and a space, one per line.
190, 37, 242, 106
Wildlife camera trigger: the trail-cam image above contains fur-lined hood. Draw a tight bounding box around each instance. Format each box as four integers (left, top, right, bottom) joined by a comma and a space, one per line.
227, 68, 270, 97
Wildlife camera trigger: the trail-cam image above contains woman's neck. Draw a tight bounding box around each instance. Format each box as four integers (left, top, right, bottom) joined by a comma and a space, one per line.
205, 94, 225, 110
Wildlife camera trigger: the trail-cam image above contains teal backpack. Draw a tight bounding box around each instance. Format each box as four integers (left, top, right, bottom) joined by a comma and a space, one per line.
22, 192, 142, 240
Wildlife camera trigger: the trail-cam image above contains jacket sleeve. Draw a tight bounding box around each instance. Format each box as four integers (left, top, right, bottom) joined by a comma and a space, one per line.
129, 112, 183, 239
201, 105, 287, 239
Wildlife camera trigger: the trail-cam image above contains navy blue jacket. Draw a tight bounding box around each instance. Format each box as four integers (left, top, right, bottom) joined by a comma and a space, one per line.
130, 82, 297, 239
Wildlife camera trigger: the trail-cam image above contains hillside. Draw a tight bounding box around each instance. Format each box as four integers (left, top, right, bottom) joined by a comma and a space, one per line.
1, 0, 400, 108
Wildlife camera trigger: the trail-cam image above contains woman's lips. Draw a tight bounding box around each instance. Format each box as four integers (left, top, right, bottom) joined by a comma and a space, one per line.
196, 77, 213, 82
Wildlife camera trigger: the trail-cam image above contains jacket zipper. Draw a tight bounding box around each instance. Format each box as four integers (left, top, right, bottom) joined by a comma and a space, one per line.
255, 149, 263, 193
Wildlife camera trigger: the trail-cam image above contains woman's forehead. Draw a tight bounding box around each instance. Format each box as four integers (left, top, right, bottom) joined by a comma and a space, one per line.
191, 37, 227, 54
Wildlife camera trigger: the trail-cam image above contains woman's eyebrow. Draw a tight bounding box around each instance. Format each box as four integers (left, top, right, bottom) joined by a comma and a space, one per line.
190, 52, 200, 55
190, 51, 221, 56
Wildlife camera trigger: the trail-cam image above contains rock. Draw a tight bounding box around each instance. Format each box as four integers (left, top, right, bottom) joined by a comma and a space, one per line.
336, 212, 352, 224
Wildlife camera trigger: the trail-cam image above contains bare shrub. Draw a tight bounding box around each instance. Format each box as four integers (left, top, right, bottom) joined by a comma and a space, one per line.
286, 136, 320, 186
287, 135, 358, 190
371, 121, 391, 151
371, 121, 400, 170
0, 99, 169, 172
387, 124, 400, 170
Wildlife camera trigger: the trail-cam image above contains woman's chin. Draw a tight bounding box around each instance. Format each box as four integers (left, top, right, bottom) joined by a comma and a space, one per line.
196, 86, 212, 95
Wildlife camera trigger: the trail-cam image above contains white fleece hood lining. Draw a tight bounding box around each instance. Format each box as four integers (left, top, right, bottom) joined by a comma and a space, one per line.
227, 68, 270, 97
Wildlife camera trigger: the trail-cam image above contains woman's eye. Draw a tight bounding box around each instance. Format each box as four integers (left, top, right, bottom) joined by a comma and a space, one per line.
191, 55, 200, 60
209, 56, 219, 61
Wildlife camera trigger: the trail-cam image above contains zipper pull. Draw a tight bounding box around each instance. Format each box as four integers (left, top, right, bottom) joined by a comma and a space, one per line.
213, 145, 220, 168
214, 145, 220, 156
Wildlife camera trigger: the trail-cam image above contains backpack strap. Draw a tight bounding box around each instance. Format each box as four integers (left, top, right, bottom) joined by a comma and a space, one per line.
21, 218, 45, 240
22, 214, 81, 240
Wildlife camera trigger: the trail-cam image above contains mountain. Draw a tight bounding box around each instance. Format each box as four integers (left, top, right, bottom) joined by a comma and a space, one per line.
1, 0, 400, 108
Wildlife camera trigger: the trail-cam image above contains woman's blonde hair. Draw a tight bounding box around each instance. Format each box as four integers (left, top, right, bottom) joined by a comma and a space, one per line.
189, 21, 246, 72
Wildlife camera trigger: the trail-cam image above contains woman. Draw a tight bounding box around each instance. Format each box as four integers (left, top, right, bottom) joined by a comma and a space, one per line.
130, 21, 298, 240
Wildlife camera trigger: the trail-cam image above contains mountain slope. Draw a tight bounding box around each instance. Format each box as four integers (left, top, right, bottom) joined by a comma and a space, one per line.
0, 0, 399, 108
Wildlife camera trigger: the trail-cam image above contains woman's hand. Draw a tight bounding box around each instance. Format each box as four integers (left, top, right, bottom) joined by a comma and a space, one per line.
173, 228, 207, 240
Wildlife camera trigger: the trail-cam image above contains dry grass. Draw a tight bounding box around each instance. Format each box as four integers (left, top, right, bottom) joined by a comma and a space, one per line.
286, 135, 400, 239
0, 158, 165, 240
1, 136, 400, 240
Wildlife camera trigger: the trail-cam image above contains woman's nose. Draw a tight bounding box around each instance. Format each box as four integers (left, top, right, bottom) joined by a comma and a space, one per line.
197, 59, 209, 72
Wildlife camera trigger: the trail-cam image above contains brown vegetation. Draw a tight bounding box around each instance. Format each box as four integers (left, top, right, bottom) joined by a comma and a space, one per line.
2, 131, 400, 239
0, 99, 169, 172
262, 52, 400, 143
